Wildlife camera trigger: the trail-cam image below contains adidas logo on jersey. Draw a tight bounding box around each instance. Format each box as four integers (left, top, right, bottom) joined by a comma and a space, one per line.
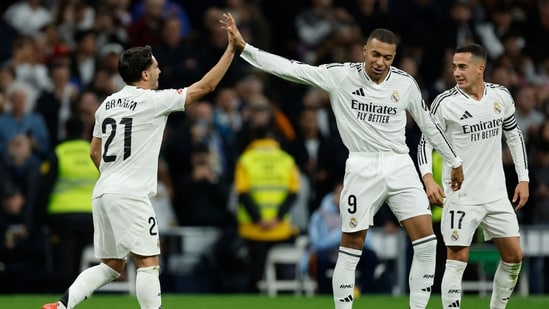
459, 110, 473, 120
352, 88, 365, 96
448, 299, 460, 308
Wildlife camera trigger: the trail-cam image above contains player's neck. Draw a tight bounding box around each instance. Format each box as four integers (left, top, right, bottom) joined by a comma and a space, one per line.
463, 81, 485, 101
132, 80, 152, 90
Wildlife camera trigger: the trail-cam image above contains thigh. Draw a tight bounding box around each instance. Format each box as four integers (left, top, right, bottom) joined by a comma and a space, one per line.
493, 236, 522, 262
93, 194, 160, 259
385, 155, 431, 223
441, 202, 484, 246
482, 198, 520, 241
340, 155, 386, 233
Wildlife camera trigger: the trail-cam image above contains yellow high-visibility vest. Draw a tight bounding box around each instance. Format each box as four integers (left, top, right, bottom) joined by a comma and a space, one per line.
235, 139, 300, 241
431, 150, 443, 222
48, 140, 98, 214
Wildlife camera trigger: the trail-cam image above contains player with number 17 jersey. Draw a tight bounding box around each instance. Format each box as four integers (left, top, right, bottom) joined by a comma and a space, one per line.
417, 83, 529, 204
92, 86, 187, 198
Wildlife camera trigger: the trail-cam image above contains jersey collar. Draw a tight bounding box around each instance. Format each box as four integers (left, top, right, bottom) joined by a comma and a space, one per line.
454, 82, 487, 101
361, 63, 392, 84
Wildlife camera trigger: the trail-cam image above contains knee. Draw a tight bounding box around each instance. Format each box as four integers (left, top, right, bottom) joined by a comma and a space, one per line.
341, 230, 367, 250
447, 247, 469, 262
501, 249, 523, 264
101, 258, 126, 273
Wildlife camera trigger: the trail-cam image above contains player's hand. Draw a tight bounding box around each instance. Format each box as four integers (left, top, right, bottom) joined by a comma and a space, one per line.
220, 12, 246, 51
450, 165, 463, 191
512, 181, 529, 211
422, 173, 445, 206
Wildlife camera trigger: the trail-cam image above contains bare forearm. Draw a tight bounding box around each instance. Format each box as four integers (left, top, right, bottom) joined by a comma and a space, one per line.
186, 46, 235, 104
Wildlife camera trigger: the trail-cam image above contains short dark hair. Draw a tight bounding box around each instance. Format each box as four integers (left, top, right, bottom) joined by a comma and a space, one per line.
367, 28, 398, 45
455, 43, 487, 63
118, 45, 153, 84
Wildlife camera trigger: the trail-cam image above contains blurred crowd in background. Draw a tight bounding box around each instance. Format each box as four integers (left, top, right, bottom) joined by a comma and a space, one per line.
1, 0, 549, 296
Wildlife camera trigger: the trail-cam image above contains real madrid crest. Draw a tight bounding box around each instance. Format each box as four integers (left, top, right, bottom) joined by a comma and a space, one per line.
391, 90, 400, 103
349, 217, 357, 229
493, 102, 502, 114
451, 230, 459, 241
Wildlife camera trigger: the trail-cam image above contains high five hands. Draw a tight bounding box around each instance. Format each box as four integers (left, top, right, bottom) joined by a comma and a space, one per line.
220, 12, 246, 51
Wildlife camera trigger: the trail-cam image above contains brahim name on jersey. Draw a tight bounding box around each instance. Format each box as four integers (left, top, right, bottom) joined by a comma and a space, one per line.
105, 98, 138, 111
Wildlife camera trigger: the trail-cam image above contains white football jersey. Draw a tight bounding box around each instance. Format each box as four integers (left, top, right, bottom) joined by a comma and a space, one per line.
241, 44, 461, 167
92, 85, 187, 198
418, 83, 529, 204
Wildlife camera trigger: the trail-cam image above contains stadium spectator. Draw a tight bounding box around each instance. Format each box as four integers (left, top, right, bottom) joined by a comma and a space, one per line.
130, 0, 192, 40
7, 35, 51, 107
92, 4, 129, 51
294, 0, 353, 64
223, 0, 272, 51
212, 86, 243, 145
287, 106, 343, 214
0, 179, 50, 293
69, 29, 98, 90
175, 142, 233, 228
44, 117, 98, 292
35, 60, 79, 147
53, 0, 95, 50
0, 83, 51, 162
3, 0, 53, 37
127, 0, 167, 47
527, 119, 549, 293
514, 84, 545, 145
234, 123, 301, 293
74, 90, 100, 141
153, 16, 203, 89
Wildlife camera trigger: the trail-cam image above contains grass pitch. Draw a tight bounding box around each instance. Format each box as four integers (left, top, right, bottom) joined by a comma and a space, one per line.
1, 294, 548, 308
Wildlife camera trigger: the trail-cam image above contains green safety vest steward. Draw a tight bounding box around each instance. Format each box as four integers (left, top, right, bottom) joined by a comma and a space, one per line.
48, 140, 99, 214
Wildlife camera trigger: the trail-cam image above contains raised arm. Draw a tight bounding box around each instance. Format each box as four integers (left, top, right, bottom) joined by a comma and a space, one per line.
225, 13, 335, 91
185, 13, 237, 105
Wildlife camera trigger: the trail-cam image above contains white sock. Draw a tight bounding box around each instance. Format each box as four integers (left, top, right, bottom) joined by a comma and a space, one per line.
332, 247, 361, 309
409, 235, 437, 309
136, 266, 162, 309
441, 259, 467, 309
490, 261, 521, 309
61, 263, 120, 309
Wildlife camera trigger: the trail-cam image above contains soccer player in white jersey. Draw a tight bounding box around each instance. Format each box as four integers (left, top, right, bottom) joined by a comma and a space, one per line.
417, 43, 529, 309
42, 13, 238, 309
225, 14, 464, 309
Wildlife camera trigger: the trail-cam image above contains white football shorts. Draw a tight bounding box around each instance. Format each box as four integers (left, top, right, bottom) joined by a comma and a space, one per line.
441, 196, 520, 246
340, 152, 431, 233
92, 193, 161, 258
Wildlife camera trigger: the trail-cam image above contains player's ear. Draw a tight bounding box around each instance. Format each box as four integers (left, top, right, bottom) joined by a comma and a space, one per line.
142, 70, 149, 80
